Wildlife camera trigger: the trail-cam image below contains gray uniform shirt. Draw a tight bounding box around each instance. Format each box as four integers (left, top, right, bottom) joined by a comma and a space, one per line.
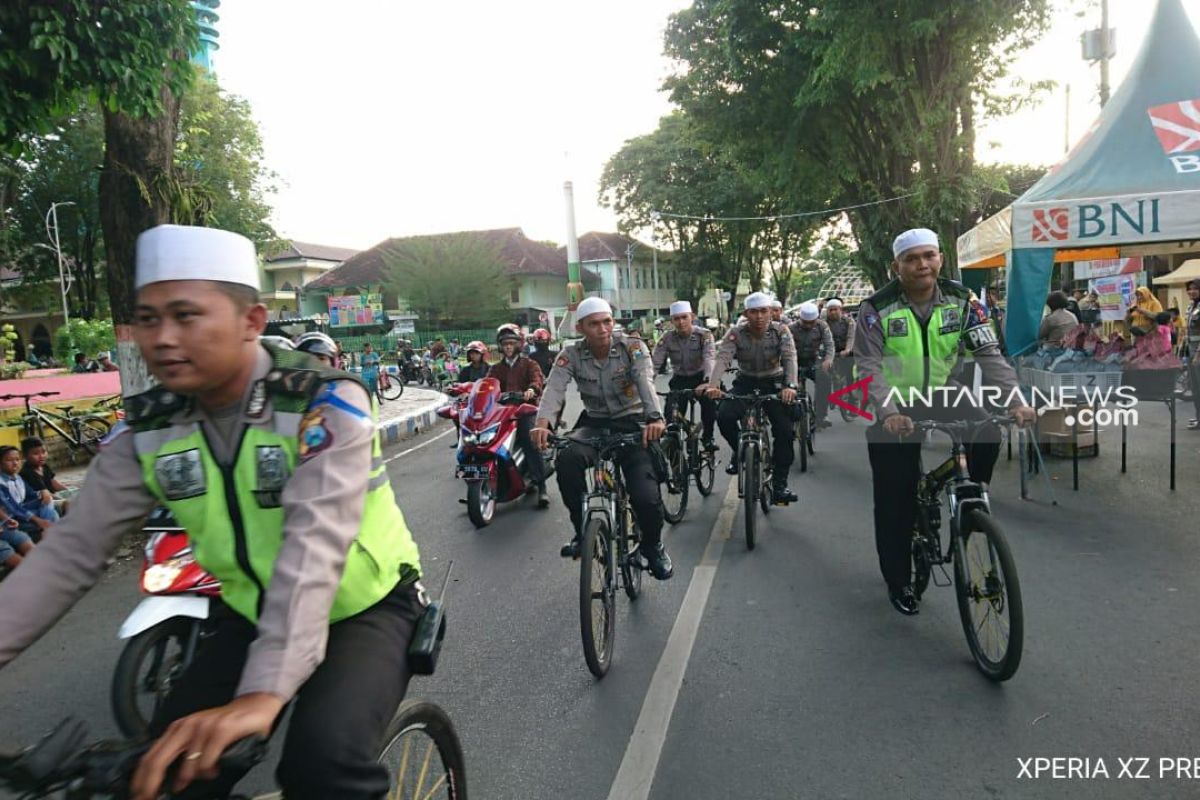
0, 347, 381, 702
854, 283, 1021, 419
826, 315, 856, 353
788, 319, 835, 365
709, 320, 798, 385
538, 332, 662, 422
651, 326, 716, 378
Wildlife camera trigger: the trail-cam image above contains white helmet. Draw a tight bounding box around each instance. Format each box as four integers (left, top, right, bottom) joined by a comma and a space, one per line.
259, 335, 295, 351
294, 331, 338, 360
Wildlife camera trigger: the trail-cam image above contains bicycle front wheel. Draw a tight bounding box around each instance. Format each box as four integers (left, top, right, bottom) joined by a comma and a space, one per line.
580, 517, 615, 678
954, 509, 1024, 681
378, 699, 467, 800
796, 412, 809, 473
619, 507, 642, 602
660, 434, 688, 524
693, 439, 715, 496
741, 444, 758, 551
380, 372, 404, 401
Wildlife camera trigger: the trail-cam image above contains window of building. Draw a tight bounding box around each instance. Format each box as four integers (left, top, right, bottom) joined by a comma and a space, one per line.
510, 287, 520, 304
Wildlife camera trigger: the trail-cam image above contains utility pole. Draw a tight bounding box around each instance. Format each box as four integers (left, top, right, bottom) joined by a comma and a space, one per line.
43, 202, 75, 327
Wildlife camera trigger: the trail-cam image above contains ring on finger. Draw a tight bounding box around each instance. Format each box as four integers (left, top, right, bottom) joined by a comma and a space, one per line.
185, 751, 204, 761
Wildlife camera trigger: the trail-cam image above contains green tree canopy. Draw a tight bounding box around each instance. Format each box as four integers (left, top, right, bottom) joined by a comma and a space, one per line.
383, 234, 513, 330
664, 0, 1052, 287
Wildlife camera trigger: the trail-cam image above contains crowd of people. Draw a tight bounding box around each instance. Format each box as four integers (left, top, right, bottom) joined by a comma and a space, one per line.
0, 438, 66, 572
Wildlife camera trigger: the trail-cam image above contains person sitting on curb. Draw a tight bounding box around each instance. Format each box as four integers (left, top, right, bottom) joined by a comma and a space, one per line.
19, 437, 72, 516
0, 446, 58, 543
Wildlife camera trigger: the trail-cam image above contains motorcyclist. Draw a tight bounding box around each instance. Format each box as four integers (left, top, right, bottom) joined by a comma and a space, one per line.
529, 328, 555, 377
458, 340, 491, 383
789, 302, 835, 429
700, 291, 800, 505
488, 326, 549, 508
294, 331, 339, 369
0, 224, 423, 800
531, 297, 672, 580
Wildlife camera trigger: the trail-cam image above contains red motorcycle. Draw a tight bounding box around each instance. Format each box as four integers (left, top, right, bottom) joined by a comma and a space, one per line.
437, 377, 546, 528
111, 508, 220, 738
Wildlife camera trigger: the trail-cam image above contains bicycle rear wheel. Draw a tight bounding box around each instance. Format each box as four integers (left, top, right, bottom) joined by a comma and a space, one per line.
741, 444, 758, 551
380, 372, 404, 401
660, 434, 688, 524
796, 411, 809, 472
378, 699, 467, 799
75, 416, 111, 457
580, 517, 615, 677
954, 509, 1024, 681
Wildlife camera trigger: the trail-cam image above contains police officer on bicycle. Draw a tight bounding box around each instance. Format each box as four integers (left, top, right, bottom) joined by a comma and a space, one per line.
855, 227, 1034, 616
700, 291, 800, 505
531, 297, 673, 580
789, 302, 835, 429
652, 300, 718, 450
0, 225, 425, 800
824, 297, 856, 394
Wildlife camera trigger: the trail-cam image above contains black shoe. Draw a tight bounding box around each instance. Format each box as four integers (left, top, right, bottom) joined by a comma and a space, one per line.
536, 484, 550, 508
640, 542, 674, 580
560, 537, 581, 559
772, 483, 798, 504
889, 585, 920, 616
703, 438, 718, 452
725, 461, 739, 475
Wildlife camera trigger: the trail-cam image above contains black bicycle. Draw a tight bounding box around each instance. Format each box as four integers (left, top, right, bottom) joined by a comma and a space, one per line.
793, 370, 818, 473
0, 699, 466, 799
830, 357, 857, 422
656, 389, 717, 524
0, 392, 111, 463
552, 431, 648, 678
910, 416, 1024, 681
718, 391, 785, 551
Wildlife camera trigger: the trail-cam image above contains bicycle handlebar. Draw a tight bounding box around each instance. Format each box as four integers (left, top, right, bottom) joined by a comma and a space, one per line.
546, 431, 645, 455
0, 391, 60, 401
0, 717, 267, 796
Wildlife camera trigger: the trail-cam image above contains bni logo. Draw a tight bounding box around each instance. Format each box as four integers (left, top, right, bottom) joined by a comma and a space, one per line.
1031, 208, 1069, 242
1148, 98, 1200, 154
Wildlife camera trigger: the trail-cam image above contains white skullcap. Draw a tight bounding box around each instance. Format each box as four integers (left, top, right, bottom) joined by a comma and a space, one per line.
798, 302, 820, 321
744, 291, 772, 310
892, 228, 940, 259
770, 298, 783, 309
825, 298, 843, 309
669, 300, 693, 316
575, 296, 613, 321
136, 225, 259, 291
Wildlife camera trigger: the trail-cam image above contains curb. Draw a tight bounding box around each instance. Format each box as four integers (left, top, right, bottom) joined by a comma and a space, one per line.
377, 390, 452, 445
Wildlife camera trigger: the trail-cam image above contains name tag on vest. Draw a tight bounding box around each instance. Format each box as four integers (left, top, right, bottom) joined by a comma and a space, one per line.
155, 450, 206, 500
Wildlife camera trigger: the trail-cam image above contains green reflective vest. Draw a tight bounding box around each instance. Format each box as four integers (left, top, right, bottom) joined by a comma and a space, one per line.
869, 278, 972, 406
127, 348, 421, 623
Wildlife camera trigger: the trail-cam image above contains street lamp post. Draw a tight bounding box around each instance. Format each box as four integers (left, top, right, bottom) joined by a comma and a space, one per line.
43, 202, 75, 327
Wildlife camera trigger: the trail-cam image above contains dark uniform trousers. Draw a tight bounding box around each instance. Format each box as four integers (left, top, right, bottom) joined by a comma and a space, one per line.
866, 403, 1001, 591
798, 361, 832, 420
717, 375, 794, 475
556, 415, 664, 548
151, 582, 425, 800
666, 372, 716, 440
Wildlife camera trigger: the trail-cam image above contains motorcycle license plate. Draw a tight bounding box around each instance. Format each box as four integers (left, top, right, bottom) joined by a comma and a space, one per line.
461, 464, 490, 479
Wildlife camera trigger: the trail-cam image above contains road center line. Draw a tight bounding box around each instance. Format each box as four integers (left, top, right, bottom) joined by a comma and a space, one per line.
606, 478, 739, 800
383, 425, 454, 463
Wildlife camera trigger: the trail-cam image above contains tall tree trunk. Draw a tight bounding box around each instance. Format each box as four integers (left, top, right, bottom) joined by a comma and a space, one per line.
99, 87, 180, 396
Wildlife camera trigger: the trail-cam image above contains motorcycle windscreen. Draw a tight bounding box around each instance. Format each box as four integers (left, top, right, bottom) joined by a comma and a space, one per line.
465, 377, 501, 426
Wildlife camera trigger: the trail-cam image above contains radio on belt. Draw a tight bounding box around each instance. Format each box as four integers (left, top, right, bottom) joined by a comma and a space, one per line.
407, 561, 452, 675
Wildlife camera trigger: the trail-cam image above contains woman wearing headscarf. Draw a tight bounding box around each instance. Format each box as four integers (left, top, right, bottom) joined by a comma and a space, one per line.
1126, 286, 1163, 336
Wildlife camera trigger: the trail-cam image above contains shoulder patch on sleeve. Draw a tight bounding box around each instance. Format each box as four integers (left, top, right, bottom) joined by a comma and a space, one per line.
556, 355, 569, 368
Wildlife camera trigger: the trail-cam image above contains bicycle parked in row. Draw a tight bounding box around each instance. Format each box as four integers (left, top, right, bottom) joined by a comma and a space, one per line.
0, 392, 112, 464
909, 416, 1024, 681
656, 389, 717, 524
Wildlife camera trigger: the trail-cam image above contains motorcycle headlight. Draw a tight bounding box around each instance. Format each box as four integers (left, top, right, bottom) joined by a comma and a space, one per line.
460, 430, 478, 445
475, 424, 500, 445
143, 555, 194, 594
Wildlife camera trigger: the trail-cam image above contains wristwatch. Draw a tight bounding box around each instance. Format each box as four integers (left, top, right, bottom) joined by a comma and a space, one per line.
785, 382, 798, 390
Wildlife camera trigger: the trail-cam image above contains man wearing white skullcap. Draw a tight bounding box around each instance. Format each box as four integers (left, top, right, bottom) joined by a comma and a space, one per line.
768, 297, 791, 325
699, 288, 801, 504
0, 223, 426, 799
534, 296, 674, 580
823, 297, 856, 395
653, 300, 718, 447
789, 301, 835, 428
854, 226, 1035, 617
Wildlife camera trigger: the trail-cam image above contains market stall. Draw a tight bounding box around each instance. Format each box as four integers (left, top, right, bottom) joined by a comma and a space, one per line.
957, 0, 1196, 488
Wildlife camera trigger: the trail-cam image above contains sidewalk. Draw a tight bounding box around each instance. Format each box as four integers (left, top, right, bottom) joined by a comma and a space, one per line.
55, 384, 450, 489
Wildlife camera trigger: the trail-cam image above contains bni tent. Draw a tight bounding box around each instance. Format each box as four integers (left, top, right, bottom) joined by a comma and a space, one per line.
957, 0, 1200, 356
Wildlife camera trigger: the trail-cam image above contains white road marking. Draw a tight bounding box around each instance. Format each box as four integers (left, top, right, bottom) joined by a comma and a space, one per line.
606, 479, 739, 800
383, 426, 455, 463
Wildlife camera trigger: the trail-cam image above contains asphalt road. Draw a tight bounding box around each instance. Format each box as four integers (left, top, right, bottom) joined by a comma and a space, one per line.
2, 382, 1198, 799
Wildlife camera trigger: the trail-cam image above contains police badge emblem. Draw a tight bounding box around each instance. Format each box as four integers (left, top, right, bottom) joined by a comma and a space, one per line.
154, 450, 206, 500
939, 307, 961, 334
887, 317, 909, 337
254, 445, 289, 508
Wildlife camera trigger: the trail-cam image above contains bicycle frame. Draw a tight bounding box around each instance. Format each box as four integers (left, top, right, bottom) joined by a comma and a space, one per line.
914, 424, 998, 564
